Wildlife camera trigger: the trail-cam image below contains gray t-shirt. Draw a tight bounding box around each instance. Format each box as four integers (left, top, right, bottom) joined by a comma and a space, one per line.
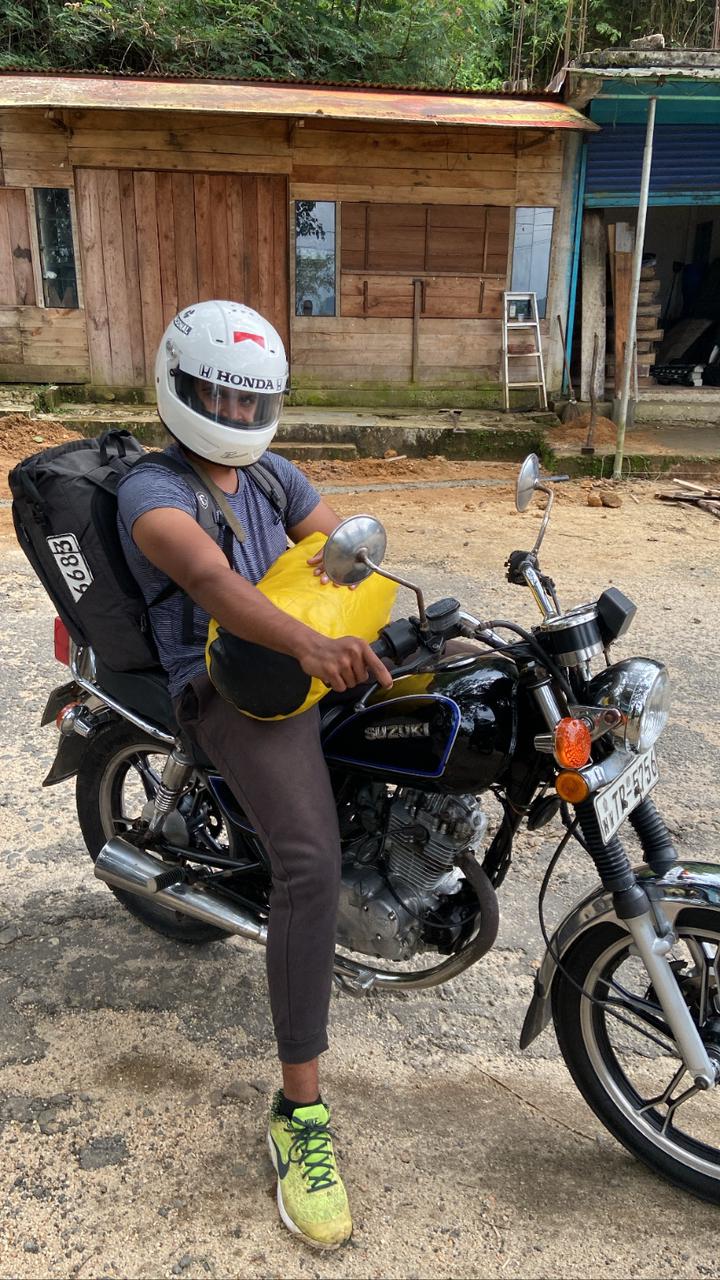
116, 445, 320, 697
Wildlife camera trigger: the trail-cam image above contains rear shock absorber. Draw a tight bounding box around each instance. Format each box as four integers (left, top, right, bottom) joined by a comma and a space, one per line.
146, 748, 195, 838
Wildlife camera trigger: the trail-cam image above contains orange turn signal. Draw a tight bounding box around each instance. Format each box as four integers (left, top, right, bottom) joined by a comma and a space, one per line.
555, 770, 590, 804
554, 717, 592, 769
56, 702, 79, 731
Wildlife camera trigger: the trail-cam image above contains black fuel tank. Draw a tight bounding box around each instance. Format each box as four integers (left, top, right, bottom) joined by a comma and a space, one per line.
322, 652, 518, 794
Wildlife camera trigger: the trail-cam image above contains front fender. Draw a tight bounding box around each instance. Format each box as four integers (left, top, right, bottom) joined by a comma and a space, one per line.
520, 862, 720, 1050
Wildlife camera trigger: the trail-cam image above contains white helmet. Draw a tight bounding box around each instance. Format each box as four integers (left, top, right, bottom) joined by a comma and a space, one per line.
155, 300, 288, 466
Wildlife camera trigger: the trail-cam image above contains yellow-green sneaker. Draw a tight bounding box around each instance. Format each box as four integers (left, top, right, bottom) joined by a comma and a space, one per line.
267, 1093, 353, 1250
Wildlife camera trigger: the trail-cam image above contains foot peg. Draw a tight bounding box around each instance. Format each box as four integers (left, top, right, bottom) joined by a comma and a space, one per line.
333, 967, 376, 996
152, 866, 185, 892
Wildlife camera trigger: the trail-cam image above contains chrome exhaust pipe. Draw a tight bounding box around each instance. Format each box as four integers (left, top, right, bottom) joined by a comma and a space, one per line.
94, 837, 268, 943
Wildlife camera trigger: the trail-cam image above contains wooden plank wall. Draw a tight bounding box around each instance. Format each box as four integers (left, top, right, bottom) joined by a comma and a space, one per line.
64, 109, 292, 176
340, 275, 504, 320
0, 111, 86, 381
0, 189, 36, 305
75, 168, 288, 386
0, 110, 72, 188
292, 315, 549, 387
291, 120, 562, 387
342, 203, 509, 274
0, 306, 89, 381
0, 106, 564, 390
290, 120, 562, 205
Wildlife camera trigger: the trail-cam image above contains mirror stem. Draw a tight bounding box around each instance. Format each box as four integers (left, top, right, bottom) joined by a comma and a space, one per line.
359, 552, 429, 631
531, 482, 555, 558
523, 563, 558, 620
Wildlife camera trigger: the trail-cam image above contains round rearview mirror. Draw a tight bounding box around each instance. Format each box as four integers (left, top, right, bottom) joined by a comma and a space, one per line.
323, 514, 387, 586
516, 453, 540, 513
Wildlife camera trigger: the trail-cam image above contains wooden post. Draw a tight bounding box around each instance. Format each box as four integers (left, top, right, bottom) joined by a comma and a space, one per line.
613, 221, 634, 397
580, 209, 605, 402
614, 96, 657, 480
545, 130, 583, 396
411, 277, 422, 383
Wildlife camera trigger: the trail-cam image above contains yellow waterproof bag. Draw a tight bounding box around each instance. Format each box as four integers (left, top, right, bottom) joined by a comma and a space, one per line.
206, 532, 397, 720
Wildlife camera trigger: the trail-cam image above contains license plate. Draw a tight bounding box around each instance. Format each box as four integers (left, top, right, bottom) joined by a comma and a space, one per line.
46, 532, 94, 602
593, 748, 659, 844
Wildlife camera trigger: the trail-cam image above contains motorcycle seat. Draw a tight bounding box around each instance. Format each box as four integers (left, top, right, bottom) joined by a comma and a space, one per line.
92, 660, 215, 769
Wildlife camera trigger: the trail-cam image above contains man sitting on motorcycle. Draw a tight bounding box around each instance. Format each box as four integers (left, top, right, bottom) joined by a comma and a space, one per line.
116, 299, 392, 1250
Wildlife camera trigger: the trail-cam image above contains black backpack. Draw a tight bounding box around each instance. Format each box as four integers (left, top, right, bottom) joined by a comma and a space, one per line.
9, 429, 287, 673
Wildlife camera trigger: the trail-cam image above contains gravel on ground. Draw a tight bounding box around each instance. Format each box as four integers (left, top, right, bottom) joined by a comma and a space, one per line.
1, 435, 720, 1278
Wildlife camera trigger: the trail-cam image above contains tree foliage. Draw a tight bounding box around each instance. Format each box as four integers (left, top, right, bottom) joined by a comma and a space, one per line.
0, 0, 717, 88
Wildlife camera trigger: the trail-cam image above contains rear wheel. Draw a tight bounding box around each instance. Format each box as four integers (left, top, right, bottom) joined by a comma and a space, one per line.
552, 912, 720, 1203
77, 720, 235, 943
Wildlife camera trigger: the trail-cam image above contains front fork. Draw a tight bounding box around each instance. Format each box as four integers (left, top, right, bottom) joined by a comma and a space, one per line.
576, 795, 718, 1088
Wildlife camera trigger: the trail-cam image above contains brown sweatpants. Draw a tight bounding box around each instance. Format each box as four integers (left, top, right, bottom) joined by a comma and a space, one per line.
175, 673, 342, 1064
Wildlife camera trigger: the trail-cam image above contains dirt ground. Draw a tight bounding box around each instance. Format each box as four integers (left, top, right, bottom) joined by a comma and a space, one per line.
2, 422, 720, 1279
0, 408, 688, 536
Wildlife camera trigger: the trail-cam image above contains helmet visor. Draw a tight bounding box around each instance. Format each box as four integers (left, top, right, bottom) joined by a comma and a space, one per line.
177, 374, 283, 431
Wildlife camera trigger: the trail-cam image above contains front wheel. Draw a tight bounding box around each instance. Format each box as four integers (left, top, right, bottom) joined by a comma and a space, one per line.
552, 911, 720, 1203
77, 719, 234, 944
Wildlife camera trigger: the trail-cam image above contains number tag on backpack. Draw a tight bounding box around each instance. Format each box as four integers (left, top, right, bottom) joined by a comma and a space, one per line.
46, 533, 94, 601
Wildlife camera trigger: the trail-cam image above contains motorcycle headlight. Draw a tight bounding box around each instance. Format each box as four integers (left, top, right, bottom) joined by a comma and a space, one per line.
586, 658, 671, 754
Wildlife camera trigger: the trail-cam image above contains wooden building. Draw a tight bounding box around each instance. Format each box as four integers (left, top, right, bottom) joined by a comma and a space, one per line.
0, 73, 592, 403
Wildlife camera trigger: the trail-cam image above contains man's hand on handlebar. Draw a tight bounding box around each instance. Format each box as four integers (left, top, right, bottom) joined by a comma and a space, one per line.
296, 633, 394, 693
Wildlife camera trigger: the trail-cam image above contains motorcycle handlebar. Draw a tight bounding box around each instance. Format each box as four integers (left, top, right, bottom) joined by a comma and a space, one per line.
371, 618, 421, 665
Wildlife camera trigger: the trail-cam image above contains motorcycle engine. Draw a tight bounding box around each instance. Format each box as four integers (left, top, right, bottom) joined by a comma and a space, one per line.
336, 787, 487, 962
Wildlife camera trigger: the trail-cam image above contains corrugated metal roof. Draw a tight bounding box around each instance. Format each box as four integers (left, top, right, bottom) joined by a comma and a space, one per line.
0, 66, 565, 97
0, 71, 595, 130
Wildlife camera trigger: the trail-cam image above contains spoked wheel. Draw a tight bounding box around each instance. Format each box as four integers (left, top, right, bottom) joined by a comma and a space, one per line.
77, 720, 240, 943
552, 911, 720, 1203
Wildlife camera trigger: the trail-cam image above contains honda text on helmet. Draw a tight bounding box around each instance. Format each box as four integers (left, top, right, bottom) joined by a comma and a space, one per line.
156, 300, 289, 467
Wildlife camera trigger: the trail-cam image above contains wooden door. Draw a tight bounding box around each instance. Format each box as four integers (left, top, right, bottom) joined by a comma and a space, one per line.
75, 168, 289, 387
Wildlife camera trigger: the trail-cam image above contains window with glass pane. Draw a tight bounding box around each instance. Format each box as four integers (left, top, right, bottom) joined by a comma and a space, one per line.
34, 189, 79, 308
295, 201, 336, 316
511, 207, 554, 319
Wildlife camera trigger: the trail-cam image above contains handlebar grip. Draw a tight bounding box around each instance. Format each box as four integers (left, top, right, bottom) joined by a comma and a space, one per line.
371, 619, 419, 665
370, 634, 393, 660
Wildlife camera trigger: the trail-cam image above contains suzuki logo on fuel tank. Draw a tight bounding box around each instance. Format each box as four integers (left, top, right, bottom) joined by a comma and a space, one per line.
364, 723, 431, 740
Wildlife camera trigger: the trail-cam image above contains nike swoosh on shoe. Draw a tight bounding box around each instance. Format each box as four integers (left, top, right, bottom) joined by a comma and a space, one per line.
269, 1132, 291, 1179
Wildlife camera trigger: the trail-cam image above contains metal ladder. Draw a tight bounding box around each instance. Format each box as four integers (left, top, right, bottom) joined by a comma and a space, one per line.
501, 291, 547, 411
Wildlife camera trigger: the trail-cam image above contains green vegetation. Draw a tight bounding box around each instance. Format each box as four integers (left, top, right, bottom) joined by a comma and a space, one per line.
1, 1, 717, 91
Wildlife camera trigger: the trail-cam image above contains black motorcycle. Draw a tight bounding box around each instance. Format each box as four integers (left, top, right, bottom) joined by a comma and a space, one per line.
43, 453, 720, 1203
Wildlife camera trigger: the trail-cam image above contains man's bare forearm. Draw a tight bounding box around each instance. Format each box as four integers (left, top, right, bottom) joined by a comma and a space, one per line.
186, 562, 318, 661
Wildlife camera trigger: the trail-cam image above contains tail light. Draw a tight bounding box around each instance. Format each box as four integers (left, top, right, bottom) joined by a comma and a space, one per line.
54, 617, 71, 666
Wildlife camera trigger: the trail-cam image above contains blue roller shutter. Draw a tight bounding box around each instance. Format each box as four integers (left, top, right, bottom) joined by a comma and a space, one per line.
585, 124, 720, 206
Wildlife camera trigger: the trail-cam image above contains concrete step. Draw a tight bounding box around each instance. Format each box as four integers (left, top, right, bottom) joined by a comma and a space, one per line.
26, 405, 554, 462
272, 441, 358, 461
44, 413, 359, 460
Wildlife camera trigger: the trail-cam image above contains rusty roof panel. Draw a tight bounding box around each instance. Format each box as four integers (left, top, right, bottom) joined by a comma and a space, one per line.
0, 73, 595, 130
